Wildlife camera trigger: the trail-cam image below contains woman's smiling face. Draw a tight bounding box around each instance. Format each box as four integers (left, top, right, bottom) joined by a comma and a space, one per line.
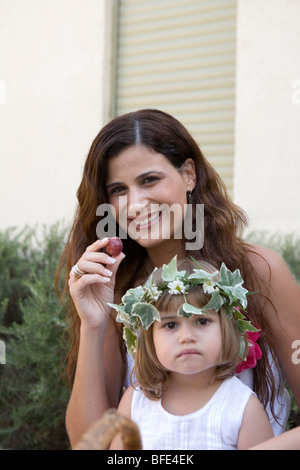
106, 145, 195, 248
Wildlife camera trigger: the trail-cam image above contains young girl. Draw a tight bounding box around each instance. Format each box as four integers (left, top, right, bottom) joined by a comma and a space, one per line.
109, 256, 274, 450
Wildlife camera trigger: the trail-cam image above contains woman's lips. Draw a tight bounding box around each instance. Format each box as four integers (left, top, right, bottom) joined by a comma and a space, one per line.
130, 211, 161, 230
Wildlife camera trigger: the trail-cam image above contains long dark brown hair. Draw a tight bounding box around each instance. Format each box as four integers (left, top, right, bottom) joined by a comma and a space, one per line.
56, 108, 279, 417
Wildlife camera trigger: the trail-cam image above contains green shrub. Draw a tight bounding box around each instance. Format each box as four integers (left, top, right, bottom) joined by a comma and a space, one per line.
0, 227, 298, 448
0, 224, 70, 450
246, 231, 300, 283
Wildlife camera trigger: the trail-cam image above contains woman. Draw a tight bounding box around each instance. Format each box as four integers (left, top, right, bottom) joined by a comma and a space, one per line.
57, 109, 300, 448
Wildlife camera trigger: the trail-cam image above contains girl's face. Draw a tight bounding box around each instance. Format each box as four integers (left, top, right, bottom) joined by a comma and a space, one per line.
106, 145, 195, 249
152, 311, 222, 377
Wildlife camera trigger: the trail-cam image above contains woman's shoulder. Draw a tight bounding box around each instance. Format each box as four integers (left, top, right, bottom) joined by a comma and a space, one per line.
245, 242, 291, 283
246, 242, 283, 267
245, 242, 300, 309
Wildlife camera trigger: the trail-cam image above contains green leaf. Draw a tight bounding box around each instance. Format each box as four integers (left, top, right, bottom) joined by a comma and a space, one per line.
123, 327, 137, 356
224, 305, 234, 319
239, 336, 247, 359
178, 302, 204, 317
143, 268, 158, 289
108, 302, 128, 316
218, 263, 243, 287
108, 303, 132, 329
121, 286, 145, 312
188, 269, 218, 283
236, 319, 260, 334
235, 308, 246, 320
217, 263, 248, 308
202, 292, 224, 311
161, 255, 186, 282
131, 302, 160, 330
177, 304, 192, 318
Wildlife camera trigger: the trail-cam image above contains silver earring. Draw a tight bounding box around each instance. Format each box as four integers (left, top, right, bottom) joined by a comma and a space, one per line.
187, 191, 192, 202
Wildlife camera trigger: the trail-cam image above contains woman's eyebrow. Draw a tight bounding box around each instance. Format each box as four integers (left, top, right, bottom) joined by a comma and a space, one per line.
136, 170, 166, 180
106, 180, 123, 190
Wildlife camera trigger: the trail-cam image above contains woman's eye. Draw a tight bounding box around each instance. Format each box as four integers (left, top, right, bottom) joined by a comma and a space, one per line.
110, 186, 126, 195
142, 176, 159, 185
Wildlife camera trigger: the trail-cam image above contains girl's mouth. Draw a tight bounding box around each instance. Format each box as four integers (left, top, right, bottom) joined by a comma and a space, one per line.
177, 349, 200, 358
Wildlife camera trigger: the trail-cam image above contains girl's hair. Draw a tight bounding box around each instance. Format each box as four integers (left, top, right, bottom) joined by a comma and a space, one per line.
133, 260, 248, 400
56, 108, 279, 417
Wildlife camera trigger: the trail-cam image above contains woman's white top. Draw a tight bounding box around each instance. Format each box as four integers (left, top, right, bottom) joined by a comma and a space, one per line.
131, 376, 253, 450
125, 352, 291, 437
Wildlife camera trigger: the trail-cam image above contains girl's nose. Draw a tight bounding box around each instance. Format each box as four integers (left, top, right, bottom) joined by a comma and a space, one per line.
179, 323, 196, 343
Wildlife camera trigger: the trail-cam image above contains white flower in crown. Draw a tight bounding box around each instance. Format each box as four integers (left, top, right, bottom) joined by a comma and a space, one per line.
167, 279, 187, 295
203, 280, 219, 295
149, 284, 162, 301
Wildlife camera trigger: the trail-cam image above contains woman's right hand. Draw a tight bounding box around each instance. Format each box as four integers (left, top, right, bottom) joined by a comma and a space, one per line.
68, 238, 125, 329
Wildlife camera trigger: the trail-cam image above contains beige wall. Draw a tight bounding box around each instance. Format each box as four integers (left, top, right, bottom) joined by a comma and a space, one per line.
0, 0, 108, 229
1, 0, 299, 236
234, 0, 300, 235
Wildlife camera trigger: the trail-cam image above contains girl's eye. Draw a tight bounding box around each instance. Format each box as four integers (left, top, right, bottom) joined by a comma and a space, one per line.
164, 322, 177, 330
197, 317, 210, 326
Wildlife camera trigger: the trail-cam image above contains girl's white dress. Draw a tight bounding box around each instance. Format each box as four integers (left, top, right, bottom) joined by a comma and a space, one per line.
130, 376, 252, 450
125, 352, 290, 437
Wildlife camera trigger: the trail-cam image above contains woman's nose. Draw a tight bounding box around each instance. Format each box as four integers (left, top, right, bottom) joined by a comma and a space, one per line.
127, 188, 148, 218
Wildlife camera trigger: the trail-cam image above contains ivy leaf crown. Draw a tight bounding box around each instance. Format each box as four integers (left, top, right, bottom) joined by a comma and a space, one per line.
108, 255, 259, 356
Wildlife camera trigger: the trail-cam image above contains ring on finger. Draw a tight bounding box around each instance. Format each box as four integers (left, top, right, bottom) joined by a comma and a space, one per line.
71, 262, 86, 278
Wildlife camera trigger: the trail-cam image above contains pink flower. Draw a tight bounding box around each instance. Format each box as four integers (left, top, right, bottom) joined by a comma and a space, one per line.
236, 331, 262, 374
